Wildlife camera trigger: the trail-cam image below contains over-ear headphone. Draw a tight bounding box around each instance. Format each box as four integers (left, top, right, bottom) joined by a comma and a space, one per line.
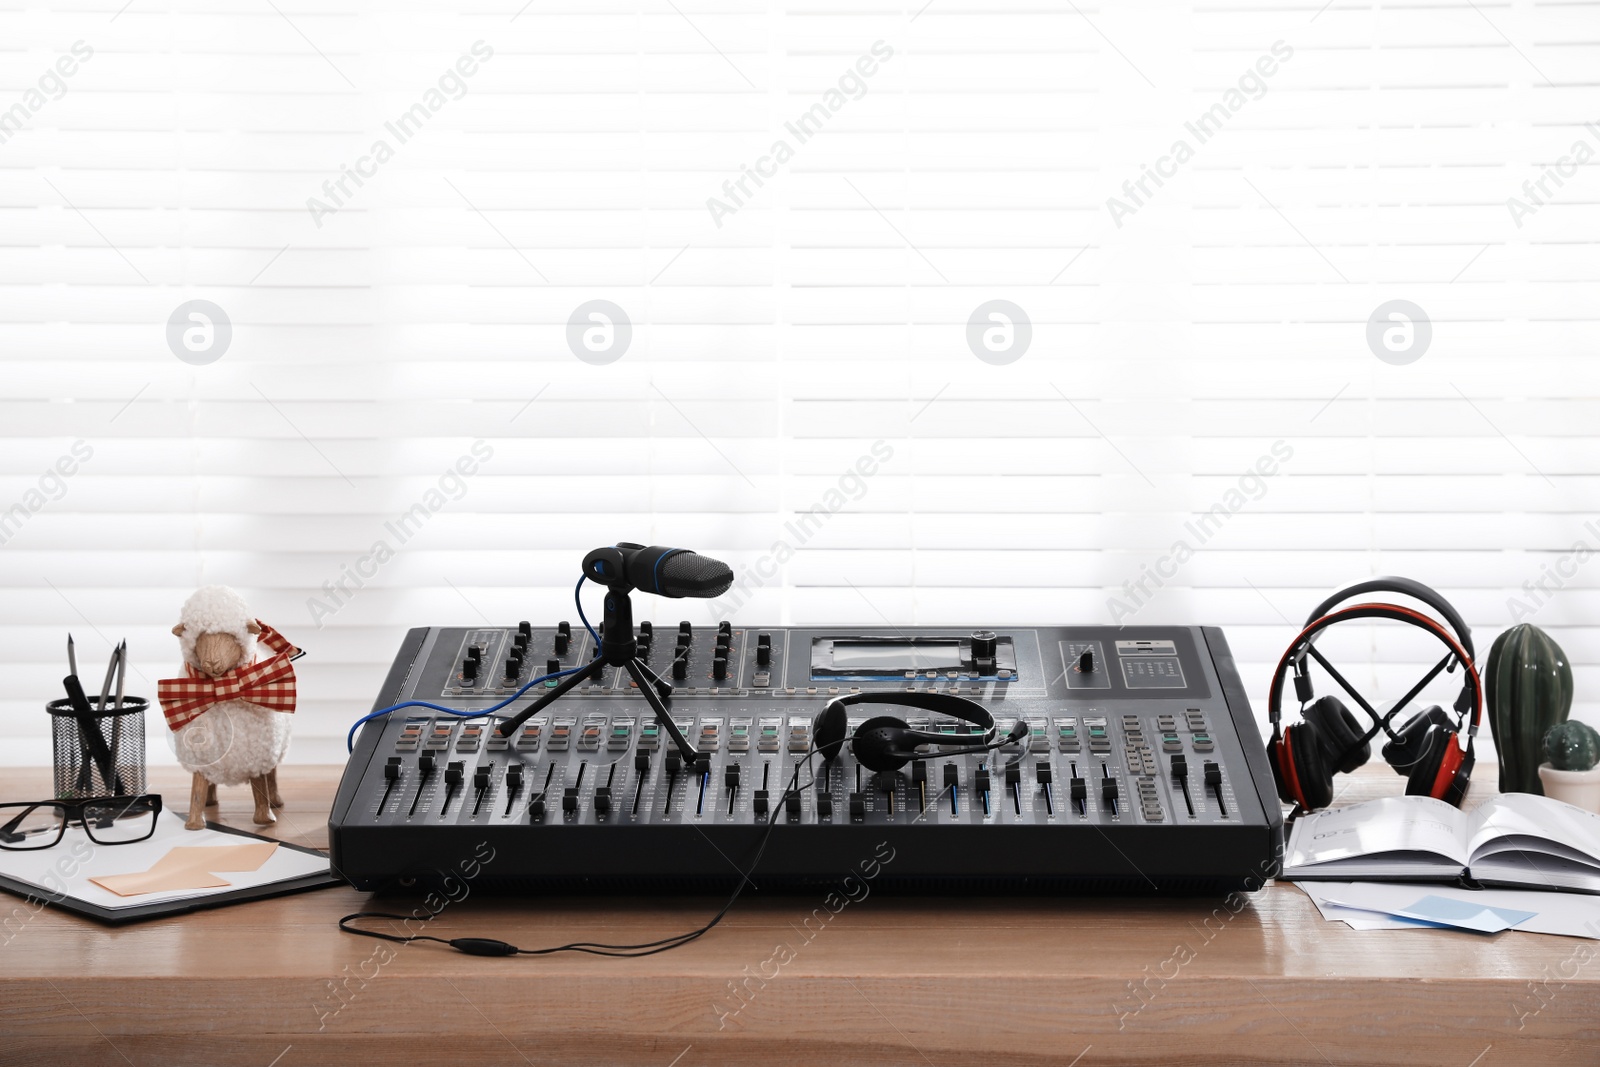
811, 691, 1028, 773
1267, 577, 1482, 812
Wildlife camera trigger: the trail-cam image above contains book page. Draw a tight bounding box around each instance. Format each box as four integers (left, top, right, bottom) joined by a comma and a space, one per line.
1286, 796, 1470, 871
1468, 793, 1600, 868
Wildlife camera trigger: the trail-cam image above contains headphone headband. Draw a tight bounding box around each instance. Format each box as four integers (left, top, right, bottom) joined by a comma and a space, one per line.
1268, 602, 1483, 741
825, 691, 996, 734
1304, 576, 1474, 661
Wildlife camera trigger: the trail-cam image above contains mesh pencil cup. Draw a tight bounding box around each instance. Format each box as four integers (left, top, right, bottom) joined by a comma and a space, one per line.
48, 696, 147, 800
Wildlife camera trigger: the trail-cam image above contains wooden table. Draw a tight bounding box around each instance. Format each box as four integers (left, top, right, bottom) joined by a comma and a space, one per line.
2, 764, 1597, 1067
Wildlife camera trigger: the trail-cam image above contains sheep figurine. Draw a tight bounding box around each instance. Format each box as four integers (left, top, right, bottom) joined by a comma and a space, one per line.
157, 586, 300, 830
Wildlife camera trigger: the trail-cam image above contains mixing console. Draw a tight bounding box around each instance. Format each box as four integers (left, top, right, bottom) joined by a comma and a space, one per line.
330, 624, 1283, 895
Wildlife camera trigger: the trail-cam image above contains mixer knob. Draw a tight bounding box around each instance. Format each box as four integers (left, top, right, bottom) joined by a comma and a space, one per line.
1078, 648, 1095, 673
639, 621, 653, 638
679, 621, 693, 641
517, 620, 532, 637
462, 658, 478, 681
971, 630, 997, 662
554, 633, 570, 656
712, 654, 728, 681
672, 654, 689, 680
756, 634, 772, 666
557, 621, 571, 637
467, 646, 483, 663
718, 621, 732, 637
513, 631, 530, 651
503, 657, 520, 679
545, 658, 561, 678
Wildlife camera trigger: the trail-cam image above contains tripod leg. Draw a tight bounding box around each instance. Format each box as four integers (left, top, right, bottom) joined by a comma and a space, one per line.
632, 658, 674, 700
626, 658, 699, 763
495, 657, 603, 737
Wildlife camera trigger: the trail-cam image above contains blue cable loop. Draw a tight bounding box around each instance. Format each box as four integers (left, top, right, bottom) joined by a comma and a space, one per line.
346, 575, 604, 752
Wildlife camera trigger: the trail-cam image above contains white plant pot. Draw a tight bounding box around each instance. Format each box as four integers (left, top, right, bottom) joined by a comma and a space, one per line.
1538, 763, 1600, 813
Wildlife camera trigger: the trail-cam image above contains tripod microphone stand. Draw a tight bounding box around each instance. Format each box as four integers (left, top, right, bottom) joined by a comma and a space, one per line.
495, 545, 733, 764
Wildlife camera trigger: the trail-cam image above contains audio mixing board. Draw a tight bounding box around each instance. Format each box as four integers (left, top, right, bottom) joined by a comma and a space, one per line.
330, 623, 1284, 895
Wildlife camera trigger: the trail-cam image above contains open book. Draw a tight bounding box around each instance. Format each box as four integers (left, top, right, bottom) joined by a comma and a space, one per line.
1283, 793, 1600, 893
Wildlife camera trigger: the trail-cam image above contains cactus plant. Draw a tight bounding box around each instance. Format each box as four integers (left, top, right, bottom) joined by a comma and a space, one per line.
1486, 624, 1573, 794
1544, 720, 1600, 773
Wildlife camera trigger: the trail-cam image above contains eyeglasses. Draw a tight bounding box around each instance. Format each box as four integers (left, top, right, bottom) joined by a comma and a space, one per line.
0, 794, 162, 850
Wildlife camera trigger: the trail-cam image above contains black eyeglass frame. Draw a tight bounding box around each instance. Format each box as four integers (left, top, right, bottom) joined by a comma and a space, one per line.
0, 794, 163, 851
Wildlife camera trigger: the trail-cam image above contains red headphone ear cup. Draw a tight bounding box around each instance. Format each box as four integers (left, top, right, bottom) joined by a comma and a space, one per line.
1280, 725, 1334, 810
1286, 726, 1337, 809
1417, 734, 1469, 805
1403, 727, 1451, 797
1301, 696, 1371, 774
1269, 735, 1296, 805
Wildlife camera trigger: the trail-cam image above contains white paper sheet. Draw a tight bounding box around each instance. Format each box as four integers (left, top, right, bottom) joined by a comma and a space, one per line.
0, 810, 329, 910
1297, 881, 1600, 940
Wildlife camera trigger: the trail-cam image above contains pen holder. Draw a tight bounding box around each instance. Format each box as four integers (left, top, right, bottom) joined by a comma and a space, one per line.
48, 696, 147, 800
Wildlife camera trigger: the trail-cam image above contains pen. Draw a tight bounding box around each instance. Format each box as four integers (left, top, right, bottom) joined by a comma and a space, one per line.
109, 642, 127, 789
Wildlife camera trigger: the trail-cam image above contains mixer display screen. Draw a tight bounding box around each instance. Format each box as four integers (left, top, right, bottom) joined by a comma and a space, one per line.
829, 640, 963, 671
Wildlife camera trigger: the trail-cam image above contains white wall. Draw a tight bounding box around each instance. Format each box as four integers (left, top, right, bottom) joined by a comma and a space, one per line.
1, 1, 1595, 765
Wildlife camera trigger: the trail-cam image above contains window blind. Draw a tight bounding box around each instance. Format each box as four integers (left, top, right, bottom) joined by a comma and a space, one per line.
1, 1, 1595, 764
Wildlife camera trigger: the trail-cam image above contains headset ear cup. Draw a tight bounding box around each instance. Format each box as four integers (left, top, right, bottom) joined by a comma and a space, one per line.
1287, 725, 1335, 810
851, 716, 913, 773
812, 701, 848, 762
1301, 696, 1371, 774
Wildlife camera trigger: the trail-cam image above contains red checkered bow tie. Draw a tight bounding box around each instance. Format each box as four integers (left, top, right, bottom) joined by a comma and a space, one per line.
158, 621, 301, 732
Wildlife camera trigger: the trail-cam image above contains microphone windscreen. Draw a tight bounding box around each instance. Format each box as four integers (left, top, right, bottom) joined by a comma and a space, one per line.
658, 552, 734, 599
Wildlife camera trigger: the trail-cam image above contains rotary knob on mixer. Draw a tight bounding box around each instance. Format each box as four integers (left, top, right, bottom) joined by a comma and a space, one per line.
971, 630, 997, 671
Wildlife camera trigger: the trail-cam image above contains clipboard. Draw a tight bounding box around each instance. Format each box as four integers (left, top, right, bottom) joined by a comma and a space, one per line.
0, 818, 344, 926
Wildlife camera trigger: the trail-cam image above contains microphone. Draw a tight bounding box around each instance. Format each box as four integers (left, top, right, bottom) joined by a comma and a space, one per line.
581, 543, 734, 599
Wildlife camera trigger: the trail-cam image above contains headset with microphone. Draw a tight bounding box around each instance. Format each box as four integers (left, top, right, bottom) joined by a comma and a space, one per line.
1267, 576, 1483, 813
812, 691, 1028, 773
